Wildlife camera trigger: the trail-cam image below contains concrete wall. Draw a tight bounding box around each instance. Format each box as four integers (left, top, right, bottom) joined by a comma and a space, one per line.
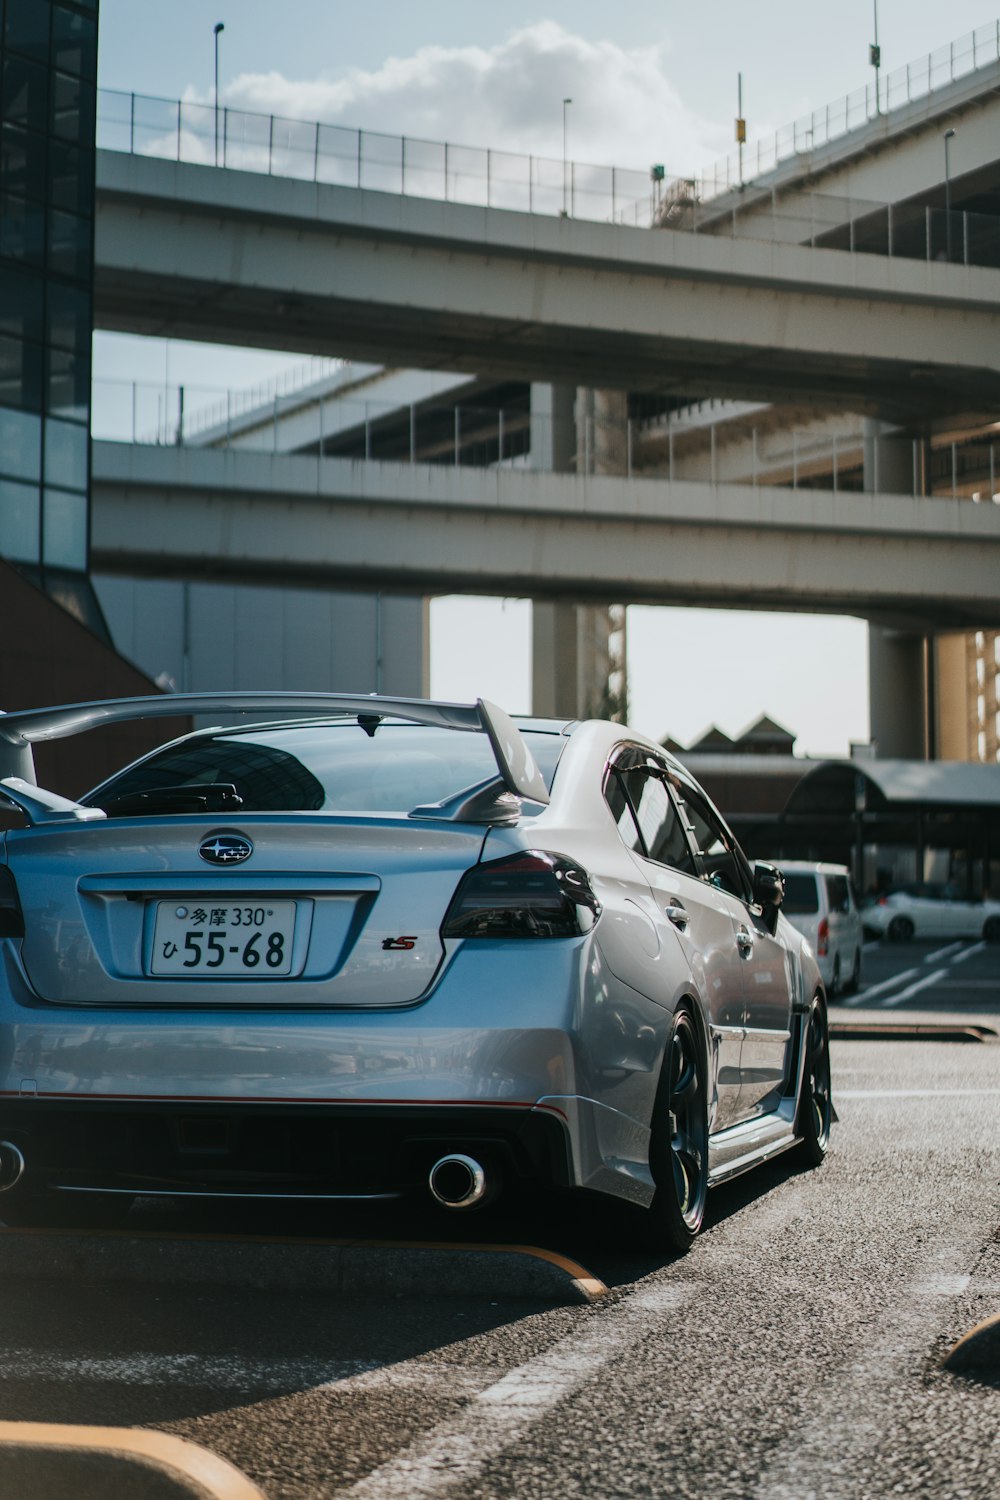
94, 576, 429, 701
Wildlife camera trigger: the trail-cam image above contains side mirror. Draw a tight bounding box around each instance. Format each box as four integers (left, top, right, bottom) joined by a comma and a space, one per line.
753, 862, 785, 934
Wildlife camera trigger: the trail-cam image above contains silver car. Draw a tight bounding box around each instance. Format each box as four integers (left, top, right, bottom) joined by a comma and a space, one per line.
0, 693, 831, 1249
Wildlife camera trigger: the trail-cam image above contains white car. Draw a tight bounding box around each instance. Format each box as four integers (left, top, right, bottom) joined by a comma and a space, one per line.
775, 862, 863, 996
865, 885, 1000, 943
0, 691, 832, 1248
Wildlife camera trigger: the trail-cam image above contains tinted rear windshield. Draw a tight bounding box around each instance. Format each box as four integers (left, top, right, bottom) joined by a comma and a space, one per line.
85, 721, 566, 817
782, 873, 820, 914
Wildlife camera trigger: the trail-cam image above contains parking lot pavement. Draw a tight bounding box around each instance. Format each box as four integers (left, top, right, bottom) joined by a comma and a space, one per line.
837, 936, 1000, 1016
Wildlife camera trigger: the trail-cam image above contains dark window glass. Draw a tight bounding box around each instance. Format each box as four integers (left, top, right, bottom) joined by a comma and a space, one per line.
782, 873, 820, 915
51, 69, 94, 142
677, 788, 748, 900
0, 473, 40, 563
44, 415, 88, 490
620, 767, 698, 873
0, 190, 44, 264
0, 403, 41, 480
825, 875, 851, 914
0, 261, 43, 341
52, 6, 98, 80
46, 278, 89, 353
0, 332, 43, 410
42, 485, 87, 569
3, 0, 50, 63
47, 343, 88, 421
47, 206, 90, 279
48, 136, 92, 214
86, 725, 567, 816
0, 121, 47, 202
2, 52, 49, 134
605, 770, 643, 853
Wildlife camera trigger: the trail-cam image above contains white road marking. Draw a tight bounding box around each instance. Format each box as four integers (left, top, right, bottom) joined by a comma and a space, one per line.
881, 968, 949, 1006
950, 941, 986, 964
838, 1088, 1000, 1099
923, 941, 964, 963
334, 1284, 691, 1500
842, 968, 919, 1006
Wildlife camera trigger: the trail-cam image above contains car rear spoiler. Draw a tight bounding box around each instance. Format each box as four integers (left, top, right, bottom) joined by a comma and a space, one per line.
0, 692, 550, 824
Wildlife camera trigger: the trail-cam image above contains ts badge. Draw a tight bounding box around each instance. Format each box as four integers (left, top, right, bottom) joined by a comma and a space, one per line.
382, 935, 417, 951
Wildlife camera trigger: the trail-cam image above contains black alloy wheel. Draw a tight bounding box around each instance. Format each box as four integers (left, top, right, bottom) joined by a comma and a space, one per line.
646, 1007, 708, 1252
888, 915, 915, 942
793, 998, 832, 1167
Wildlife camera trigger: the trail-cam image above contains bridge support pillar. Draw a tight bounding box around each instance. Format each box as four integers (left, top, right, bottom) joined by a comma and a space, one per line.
864, 420, 930, 758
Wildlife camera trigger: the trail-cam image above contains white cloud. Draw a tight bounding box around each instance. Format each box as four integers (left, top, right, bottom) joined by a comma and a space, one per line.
191, 22, 728, 179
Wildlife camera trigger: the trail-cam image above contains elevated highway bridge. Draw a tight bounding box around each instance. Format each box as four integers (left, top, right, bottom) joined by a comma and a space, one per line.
93, 150, 1000, 424
90, 441, 1000, 634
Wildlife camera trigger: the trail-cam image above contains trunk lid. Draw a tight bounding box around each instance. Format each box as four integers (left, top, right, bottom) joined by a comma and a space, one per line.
7, 814, 485, 1008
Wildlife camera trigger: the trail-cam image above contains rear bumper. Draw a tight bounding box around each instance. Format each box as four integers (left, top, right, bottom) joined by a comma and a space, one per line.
0, 1097, 572, 1201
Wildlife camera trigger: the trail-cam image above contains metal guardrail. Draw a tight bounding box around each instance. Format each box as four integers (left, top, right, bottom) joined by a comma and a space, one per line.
96, 87, 655, 227
91, 378, 1000, 503
694, 21, 1000, 200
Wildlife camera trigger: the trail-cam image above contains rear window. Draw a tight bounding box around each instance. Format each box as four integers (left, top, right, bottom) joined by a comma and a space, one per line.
782, 873, 820, 914
825, 875, 851, 914
85, 722, 566, 817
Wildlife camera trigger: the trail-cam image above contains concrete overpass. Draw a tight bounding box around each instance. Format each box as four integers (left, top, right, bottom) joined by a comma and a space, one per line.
93, 150, 1000, 423
90, 441, 1000, 632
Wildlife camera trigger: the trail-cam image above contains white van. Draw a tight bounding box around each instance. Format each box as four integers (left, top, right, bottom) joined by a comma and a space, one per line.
777, 861, 863, 997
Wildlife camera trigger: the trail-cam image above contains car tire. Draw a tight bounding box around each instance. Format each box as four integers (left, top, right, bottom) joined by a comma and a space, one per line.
983, 917, 1000, 944
888, 915, 915, 942
830, 955, 841, 996
644, 1006, 708, 1253
792, 998, 832, 1168
842, 949, 862, 995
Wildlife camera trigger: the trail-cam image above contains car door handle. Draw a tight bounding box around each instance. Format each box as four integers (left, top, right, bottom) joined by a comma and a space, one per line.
736, 927, 754, 956
664, 901, 689, 930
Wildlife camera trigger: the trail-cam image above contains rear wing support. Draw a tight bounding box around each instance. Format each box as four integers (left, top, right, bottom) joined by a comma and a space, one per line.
0, 692, 550, 822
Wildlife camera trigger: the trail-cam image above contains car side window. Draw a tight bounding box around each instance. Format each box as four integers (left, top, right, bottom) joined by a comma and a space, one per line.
604, 769, 644, 853
612, 766, 699, 876
826, 875, 850, 914
674, 786, 750, 902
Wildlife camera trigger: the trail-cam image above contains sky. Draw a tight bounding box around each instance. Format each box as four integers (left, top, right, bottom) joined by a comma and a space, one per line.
93, 1, 998, 756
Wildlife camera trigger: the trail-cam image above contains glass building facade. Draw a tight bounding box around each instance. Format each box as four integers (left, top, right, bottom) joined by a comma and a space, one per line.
0, 0, 99, 625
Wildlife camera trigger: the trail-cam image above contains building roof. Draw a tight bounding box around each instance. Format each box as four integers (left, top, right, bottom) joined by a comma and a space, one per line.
803, 758, 1000, 808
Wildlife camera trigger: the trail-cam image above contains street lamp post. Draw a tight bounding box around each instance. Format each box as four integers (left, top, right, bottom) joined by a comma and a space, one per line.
944, 127, 956, 262
214, 22, 225, 167
562, 97, 572, 217
870, 0, 881, 114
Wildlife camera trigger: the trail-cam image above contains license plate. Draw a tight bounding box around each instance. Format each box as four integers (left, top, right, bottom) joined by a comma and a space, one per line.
151, 901, 296, 976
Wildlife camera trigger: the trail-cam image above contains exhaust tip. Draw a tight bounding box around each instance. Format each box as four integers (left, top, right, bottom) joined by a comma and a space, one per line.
0, 1141, 25, 1193
428, 1153, 487, 1209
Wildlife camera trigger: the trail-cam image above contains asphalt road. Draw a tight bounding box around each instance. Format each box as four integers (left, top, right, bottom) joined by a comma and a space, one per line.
841, 934, 1000, 1016
1, 946, 998, 1498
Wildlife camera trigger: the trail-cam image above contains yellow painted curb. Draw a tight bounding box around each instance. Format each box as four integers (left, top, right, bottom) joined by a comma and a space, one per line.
942, 1311, 1000, 1373
0, 1422, 266, 1498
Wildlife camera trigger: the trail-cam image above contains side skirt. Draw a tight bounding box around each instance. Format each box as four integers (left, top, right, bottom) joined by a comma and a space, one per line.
706, 1098, 800, 1187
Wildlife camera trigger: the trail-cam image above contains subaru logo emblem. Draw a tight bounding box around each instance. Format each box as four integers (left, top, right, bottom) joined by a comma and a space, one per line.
199, 834, 253, 866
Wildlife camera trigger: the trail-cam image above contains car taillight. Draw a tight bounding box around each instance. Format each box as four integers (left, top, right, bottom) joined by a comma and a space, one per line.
0, 867, 24, 939
817, 917, 829, 956
441, 851, 601, 939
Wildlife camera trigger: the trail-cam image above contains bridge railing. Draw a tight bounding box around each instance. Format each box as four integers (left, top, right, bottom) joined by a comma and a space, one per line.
91, 377, 1000, 503
694, 21, 1000, 201
96, 88, 657, 226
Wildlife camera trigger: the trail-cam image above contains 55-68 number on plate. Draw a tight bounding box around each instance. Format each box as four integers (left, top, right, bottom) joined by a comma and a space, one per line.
151, 901, 296, 976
